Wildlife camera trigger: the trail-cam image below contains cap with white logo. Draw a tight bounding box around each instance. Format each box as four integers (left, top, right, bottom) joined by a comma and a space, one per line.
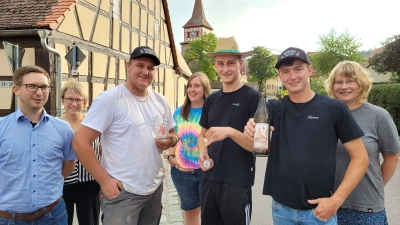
130, 46, 160, 66
275, 47, 309, 69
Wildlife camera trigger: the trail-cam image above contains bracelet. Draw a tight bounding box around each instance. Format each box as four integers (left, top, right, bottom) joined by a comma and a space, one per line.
171, 136, 179, 147
167, 154, 175, 161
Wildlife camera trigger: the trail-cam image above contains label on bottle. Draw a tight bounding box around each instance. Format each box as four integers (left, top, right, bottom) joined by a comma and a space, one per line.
253, 123, 269, 150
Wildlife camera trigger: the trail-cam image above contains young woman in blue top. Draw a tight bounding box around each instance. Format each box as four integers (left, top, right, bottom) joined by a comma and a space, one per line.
168, 72, 211, 225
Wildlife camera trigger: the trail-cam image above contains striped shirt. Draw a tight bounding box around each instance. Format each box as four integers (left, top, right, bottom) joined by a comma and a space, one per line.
64, 137, 101, 184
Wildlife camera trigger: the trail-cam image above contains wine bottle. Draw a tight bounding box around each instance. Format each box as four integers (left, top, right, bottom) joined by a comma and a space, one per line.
253, 92, 270, 157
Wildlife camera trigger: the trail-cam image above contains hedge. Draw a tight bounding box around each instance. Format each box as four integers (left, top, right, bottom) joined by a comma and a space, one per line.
368, 83, 400, 134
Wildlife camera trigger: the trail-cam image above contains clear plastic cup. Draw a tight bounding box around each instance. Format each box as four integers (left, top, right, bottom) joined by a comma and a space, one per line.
154, 115, 169, 140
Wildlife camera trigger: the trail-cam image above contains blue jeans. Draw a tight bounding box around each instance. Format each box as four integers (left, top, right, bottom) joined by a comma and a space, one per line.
171, 167, 203, 210
0, 199, 67, 225
272, 199, 337, 225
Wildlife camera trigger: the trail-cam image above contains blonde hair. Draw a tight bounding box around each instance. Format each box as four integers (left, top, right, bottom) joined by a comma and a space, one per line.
181, 72, 211, 121
325, 60, 372, 104
60, 79, 88, 106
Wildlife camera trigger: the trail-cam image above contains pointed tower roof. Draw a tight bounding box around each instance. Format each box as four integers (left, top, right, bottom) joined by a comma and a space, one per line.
183, 0, 213, 30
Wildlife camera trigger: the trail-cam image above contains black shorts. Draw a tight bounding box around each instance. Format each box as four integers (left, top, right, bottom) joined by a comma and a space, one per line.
201, 178, 252, 225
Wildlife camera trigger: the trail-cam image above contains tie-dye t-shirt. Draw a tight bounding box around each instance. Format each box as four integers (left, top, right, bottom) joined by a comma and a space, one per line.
173, 106, 203, 170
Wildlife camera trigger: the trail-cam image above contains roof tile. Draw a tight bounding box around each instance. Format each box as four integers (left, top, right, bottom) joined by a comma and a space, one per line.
0, 0, 77, 29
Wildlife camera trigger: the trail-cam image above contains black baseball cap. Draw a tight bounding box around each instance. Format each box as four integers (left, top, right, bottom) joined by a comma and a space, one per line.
275, 47, 309, 69
130, 46, 160, 66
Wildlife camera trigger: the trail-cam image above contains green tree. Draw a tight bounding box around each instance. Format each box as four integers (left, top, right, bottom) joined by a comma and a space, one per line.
311, 29, 364, 77
184, 33, 218, 81
369, 34, 400, 82
247, 46, 277, 92
310, 76, 328, 96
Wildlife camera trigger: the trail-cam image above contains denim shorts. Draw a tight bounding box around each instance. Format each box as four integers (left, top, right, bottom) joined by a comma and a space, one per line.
272, 198, 337, 225
170, 167, 203, 210
337, 208, 388, 225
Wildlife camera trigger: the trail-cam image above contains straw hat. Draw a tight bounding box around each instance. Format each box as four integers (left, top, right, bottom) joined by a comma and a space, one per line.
205, 36, 253, 58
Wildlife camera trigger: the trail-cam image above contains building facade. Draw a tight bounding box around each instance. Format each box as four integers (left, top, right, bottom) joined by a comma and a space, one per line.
0, 0, 191, 117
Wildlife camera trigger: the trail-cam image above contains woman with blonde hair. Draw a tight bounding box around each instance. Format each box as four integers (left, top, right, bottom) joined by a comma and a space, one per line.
60, 79, 101, 225
326, 61, 400, 224
167, 72, 211, 225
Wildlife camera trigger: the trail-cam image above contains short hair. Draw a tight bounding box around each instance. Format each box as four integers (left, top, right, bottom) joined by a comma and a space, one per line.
60, 79, 88, 106
180, 72, 211, 121
325, 60, 372, 104
13, 65, 51, 85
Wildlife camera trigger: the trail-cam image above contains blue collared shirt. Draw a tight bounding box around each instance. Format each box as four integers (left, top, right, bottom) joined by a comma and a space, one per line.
0, 109, 76, 213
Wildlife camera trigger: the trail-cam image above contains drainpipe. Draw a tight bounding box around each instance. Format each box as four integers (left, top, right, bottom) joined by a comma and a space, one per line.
38, 30, 63, 117
175, 67, 183, 109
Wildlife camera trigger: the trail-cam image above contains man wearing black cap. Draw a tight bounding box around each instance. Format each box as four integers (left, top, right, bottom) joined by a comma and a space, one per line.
73, 46, 178, 225
244, 47, 369, 224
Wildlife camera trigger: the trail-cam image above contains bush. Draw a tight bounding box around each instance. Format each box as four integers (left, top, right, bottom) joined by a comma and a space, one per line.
368, 83, 400, 133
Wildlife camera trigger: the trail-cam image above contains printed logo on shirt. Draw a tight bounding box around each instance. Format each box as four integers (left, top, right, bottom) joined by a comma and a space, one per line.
307, 115, 319, 120
232, 103, 240, 106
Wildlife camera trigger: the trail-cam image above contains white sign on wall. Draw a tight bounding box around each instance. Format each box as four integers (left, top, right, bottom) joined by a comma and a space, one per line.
0, 81, 13, 88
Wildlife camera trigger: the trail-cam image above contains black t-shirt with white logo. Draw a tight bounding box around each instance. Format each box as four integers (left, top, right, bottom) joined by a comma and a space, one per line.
264, 94, 364, 210
200, 85, 259, 186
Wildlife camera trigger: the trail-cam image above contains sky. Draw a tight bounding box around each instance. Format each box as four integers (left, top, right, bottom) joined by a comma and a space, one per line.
167, 0, 400, 54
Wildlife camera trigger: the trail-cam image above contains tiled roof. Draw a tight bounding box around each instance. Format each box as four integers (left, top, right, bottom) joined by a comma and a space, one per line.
364, 46, 385, 67
183, 0, 213, 30
0, 0, 76, 30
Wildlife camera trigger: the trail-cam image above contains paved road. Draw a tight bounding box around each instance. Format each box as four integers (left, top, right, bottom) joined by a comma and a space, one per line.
251, 156, 400, 224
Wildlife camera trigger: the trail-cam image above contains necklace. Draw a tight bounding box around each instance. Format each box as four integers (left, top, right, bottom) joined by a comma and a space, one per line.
124, 82, 148, 102
133, 94, 148, 102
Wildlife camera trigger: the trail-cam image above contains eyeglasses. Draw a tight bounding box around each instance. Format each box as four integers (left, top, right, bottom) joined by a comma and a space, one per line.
334, 80, 357, 86
18, 84, 52, 93
63, 97, 84, 104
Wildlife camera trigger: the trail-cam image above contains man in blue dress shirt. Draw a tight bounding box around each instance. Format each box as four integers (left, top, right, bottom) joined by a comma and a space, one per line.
0, 65, 76, 225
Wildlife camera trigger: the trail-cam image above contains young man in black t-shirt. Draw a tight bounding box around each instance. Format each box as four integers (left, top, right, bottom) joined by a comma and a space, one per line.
197, 37, 259, 225
244, 47, 369, 224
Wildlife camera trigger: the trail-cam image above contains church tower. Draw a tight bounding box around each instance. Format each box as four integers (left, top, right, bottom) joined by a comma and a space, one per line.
180, 0, 213, 55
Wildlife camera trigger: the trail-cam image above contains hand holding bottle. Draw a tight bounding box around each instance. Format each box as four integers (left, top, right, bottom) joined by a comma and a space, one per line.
244, 118, 256, 141
245, 118, 274, 141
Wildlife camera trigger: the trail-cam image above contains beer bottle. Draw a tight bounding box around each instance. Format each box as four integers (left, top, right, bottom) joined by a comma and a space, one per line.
253, 92, 270, 157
